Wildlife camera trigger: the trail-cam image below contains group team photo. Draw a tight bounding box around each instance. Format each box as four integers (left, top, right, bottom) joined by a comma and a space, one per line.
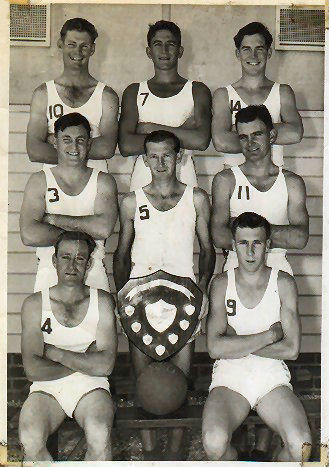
7, 3, 324, 462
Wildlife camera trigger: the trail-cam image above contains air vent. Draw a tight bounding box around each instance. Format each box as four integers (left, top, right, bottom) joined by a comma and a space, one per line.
275, 6, 324, 51
10, 4, 50, 47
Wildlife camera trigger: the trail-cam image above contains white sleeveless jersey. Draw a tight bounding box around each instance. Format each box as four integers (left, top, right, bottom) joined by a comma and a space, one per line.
40, 287, 99, 352
130, 186, 196, 280
45, 80, 108, 172
36, 167, 105, 262
223, 82, 283, 167
130, 80, 197, 190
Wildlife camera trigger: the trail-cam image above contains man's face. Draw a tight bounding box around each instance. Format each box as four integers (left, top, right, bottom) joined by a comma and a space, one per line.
236, 33, 271, 75
55, 124, 91, 166
143, 140, 179, 179
53, 239, 91, 285
236, 118, 274, 162
59, 29, 95, 68
233, 226, 270, 273
146, 29, 183, 70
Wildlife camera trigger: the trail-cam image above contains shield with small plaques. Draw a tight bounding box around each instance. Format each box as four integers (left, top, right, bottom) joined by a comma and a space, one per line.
117, 270, 204, 361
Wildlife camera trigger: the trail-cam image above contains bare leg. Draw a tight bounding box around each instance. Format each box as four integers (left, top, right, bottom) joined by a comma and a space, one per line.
74, 389, 114, 461
129, 342, 158, 454
19, 392, 66, 461
202, 387, 250, 461
256, 386, 312, 462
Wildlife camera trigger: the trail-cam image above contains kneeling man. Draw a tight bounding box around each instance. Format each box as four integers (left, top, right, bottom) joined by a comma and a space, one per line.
19, 231, 117, 461
202, 212, 311, 462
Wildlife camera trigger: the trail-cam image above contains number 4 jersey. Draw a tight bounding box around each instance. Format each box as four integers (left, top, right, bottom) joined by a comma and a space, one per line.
130, 186, 196, 281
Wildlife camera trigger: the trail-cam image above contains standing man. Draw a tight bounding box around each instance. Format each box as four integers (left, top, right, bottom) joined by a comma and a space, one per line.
114, 130, 215, 460
202, 212, 312, 462
20, 113, 118, 292
211, 105, 309, 275
27, 17, 119, 171
19, 231, 117, 461
212, 22, 303, 167
119, 20, 212, 189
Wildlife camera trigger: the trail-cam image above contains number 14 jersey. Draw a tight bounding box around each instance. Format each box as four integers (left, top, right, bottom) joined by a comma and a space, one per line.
130, 186, 196, 281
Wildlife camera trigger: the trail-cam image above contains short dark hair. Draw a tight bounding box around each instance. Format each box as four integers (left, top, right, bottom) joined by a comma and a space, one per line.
147, 20, 181, 46
235, 105, 274, 131
54, 231, 96, 258
54, 112, 91, 137
231, 212, 271, 240
144, 130, 181, 155
234, 22, 273, 50
60, 18, 98, 42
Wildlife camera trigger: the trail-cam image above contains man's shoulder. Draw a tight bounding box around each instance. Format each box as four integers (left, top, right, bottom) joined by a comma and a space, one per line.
26, 170, 46, 190
277, 270, 297, 294
213, 168, 235, 185
97, 170, 117, 190
192, 81, 211, 94
121, 191, 137, 212
210, 272, 228, 292
282, 169, 305, 189
102, 84, 119, 101
22, 292, 42, 315
123, 82, 140, 96
97, 288, 116, 309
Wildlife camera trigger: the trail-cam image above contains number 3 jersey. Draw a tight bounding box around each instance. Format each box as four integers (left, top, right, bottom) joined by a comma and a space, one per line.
41, 287, 99, 352
130, 186, 196, 281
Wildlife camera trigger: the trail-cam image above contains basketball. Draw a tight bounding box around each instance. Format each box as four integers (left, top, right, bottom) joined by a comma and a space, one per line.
136, 361, 188, 415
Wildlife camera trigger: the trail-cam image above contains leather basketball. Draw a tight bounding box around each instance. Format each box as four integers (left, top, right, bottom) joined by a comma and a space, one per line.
136, 361, 188, 415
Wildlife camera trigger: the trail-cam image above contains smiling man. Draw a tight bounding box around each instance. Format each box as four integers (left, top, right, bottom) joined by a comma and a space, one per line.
119, 20, 212, 189
19, 231, 117, 461
211, 105, 309, 275
20, 112, 118, 292
26, 17, 118, 170
212, 22, 303, 167
202, 212, 312, 462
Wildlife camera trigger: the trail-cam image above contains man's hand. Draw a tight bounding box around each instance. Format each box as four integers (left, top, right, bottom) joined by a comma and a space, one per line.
269, 322, 284, 343
44, 343, 63, 363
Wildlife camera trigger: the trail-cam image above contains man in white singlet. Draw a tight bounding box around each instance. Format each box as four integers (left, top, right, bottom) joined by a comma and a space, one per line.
119, 20, 212, 190
27, 18, 119, 171
20, 113, 118, 292
212, 22, 303, 167
202, 212, 312, 462
211, 105, 309, 276
19, 231, 117, 461
114, 130, 215, 460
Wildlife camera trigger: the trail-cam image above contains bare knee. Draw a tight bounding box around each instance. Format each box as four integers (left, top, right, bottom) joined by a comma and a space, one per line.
285, 427, 312, 461
203, 426, 230, 461
84, 403, 114, 453
19, 415, 47, 456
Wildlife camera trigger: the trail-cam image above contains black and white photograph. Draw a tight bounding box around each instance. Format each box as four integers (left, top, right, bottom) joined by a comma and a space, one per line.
5, 1, 327, 463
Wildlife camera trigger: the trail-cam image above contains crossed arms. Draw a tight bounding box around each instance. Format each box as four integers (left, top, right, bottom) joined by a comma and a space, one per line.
206, 271, 300, 361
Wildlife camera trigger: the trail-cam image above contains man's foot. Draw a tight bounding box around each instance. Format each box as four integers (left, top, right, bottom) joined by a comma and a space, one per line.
250, 448, 270, 461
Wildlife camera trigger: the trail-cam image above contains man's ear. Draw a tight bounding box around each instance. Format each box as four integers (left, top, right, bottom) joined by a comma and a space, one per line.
57, 38, 63, 50
177, 150, 183, 163
178, 45, 184, 58
142, 154, 149, 167
53, 135, 58, 149
90, 42, 95, 56
267, 47, 272, 60
265, 238, 271, 252
146, 46, 152, 60
235, 48, 240, 60
52, 253, 57, 269
269, 128, 277, 144
86, 257, 93, 272
87, 138, 92, 152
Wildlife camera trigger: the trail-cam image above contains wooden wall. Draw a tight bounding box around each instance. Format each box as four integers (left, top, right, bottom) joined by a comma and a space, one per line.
8, 106, 323, 353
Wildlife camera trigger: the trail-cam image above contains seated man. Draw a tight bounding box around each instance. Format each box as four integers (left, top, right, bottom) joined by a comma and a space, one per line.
20, 112, 118, 292
202, 212, 312, 462
114, 130, 215, 459
19, 231, 117, 461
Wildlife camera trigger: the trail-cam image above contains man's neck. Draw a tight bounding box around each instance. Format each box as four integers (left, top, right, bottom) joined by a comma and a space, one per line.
243, 153, 276, 176
53, 283, 86, 304
58, 67, 94, 86
149, 176, 180, 196
55, 162, 90, 183
236, 264, 268, 284
152, 67, 183, 84
239, 71, 269, 89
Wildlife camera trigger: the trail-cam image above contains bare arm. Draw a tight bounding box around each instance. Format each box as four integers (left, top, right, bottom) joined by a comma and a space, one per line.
253, 272, 301, 360
21, 294, 74, 381
270, 172, 309, 249
88, 86, 119, 160
273, 85, 303, 145
26, 84, 59, 164
44, 291, 118, 376
136, 82, 212, 151
210, 169, 235, 249
19, 171, 64, 246
194, 188, 215, 292
206, 274, 278, 360
211, 87, 242, 154
113, 193, 136, 291
44, 172, 118, 240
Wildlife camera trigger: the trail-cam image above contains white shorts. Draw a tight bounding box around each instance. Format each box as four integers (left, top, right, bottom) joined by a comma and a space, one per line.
29, 372, 110, 418
129, 152, 198, 190
209, 355, 292, 409
224, 250, 293, 276
34, 258, 110, 293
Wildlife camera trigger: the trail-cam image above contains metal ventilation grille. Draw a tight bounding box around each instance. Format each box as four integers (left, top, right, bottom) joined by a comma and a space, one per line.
275, 7, 324, 51
10, 4, 50, 46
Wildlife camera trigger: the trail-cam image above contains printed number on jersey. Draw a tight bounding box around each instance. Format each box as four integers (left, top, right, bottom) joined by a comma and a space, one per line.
238, 185, 250, 200
49, 104, 64, 119
140, 93, 149, 106
41, 317, 53, 334
230, 100, 241, 113
48, 187, 59, 203
139, 205, 150, 220
226, 299, 236, 316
